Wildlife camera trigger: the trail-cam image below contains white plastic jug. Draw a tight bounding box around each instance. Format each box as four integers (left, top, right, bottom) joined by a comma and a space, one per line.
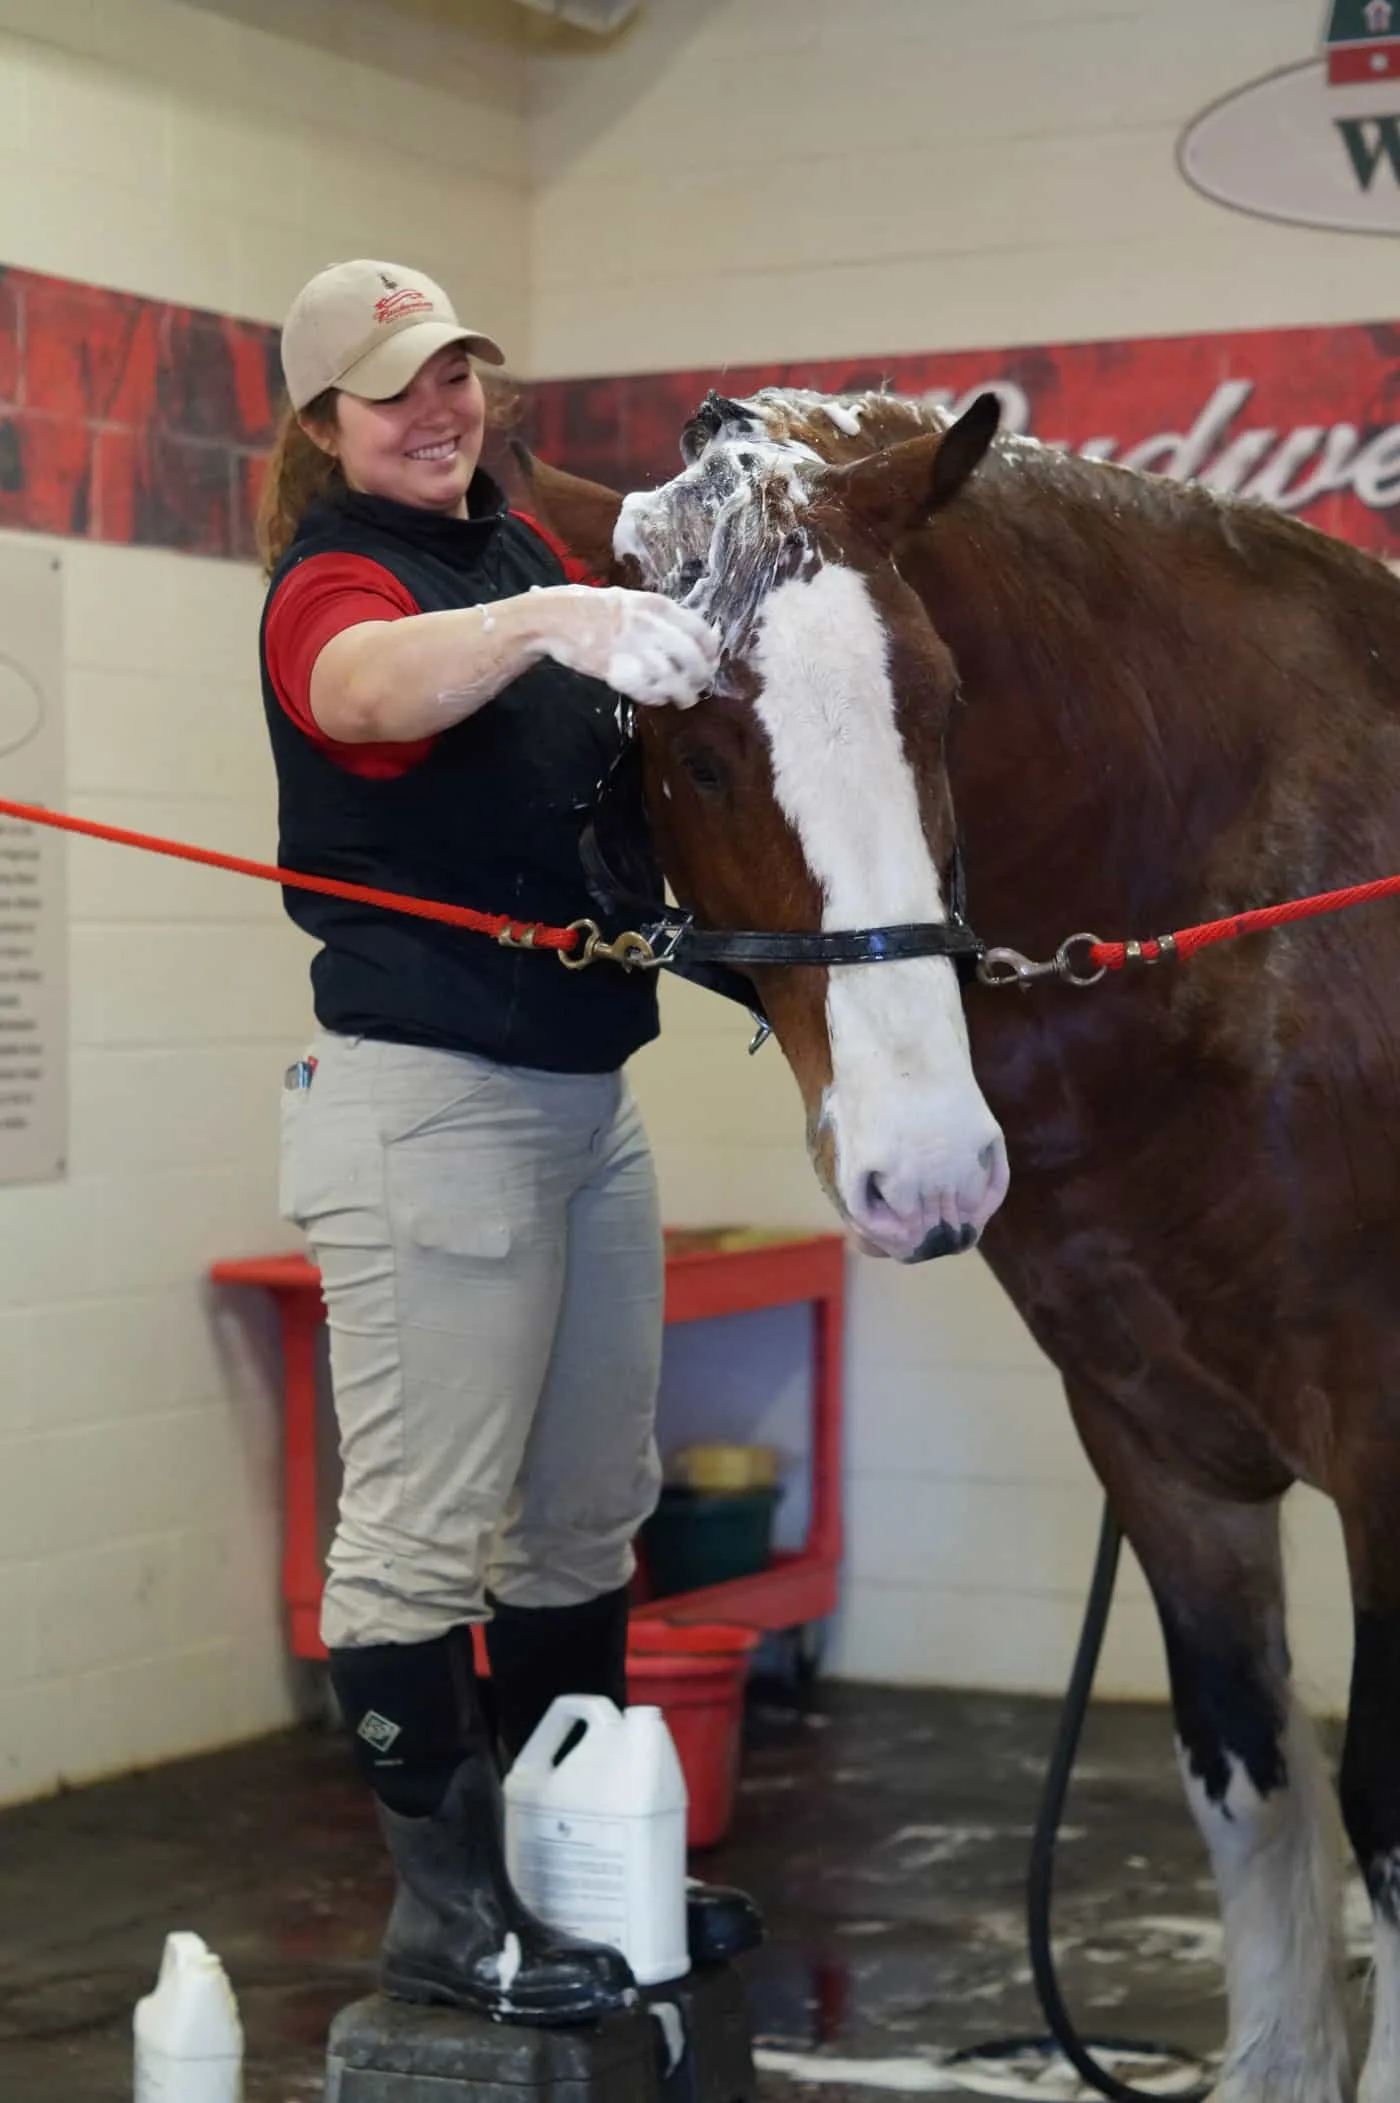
133, 1931, 244, 2103
504, 1694, 689, 1986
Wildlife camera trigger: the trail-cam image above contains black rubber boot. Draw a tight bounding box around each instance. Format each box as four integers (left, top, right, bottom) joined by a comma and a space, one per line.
485, 1589, 765, 1967
328, 1629, 638, 2024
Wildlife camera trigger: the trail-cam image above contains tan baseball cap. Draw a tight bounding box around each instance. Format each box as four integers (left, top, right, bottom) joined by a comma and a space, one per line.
281, 259, 506, 412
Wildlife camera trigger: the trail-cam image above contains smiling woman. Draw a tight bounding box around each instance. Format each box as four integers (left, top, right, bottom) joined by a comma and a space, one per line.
252, 258, 759, 2027
310, 344, 491, 511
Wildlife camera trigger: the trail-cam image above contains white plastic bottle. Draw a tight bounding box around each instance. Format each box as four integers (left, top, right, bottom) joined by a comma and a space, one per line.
133, 1931, 244, 2103
505, 1694, 689, 1986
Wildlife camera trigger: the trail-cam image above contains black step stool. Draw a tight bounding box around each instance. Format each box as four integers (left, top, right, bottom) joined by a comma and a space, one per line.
325, 1964, 758, 2103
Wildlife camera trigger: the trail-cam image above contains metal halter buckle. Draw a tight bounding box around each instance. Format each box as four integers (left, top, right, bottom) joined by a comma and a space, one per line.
747, 1014, 773, 1055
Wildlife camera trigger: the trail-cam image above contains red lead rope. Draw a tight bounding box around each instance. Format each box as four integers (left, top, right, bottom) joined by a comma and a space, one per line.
0, 795, 583, 954
1091, 869, 1400, 972
2, 790, 1398, 985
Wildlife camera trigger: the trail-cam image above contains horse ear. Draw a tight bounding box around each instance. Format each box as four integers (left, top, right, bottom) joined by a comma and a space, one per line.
508, 440, 625, 580
830, 393, 1001, 545
929, 392, 1001, 508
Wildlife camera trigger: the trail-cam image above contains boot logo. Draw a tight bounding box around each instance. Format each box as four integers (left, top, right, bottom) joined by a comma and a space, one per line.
356, 1710, 402, 1753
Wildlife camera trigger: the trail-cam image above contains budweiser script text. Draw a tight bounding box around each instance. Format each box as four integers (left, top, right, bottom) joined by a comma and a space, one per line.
931, 377, 1400, 517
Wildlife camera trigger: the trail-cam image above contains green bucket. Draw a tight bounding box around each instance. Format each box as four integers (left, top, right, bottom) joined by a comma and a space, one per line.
641, 1484, 781, 1599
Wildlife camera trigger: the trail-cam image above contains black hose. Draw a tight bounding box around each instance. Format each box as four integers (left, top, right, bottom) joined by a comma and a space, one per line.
947, 1499, 1213, 2102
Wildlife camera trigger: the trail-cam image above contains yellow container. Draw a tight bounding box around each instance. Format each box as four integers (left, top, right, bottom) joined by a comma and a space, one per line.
667, 1443, 780, 1492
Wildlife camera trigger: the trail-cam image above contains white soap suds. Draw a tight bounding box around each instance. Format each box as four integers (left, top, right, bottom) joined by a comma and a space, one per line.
482, 1932, 522, 1992
823, 398, 865, 436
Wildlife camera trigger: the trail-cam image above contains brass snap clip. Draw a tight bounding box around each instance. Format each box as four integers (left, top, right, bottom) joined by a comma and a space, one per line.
560, 919, 659, 971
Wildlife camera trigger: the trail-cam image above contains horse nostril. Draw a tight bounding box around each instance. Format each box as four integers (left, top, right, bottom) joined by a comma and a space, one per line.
979, 1141, 997, 1173
863, 1171, 889, 1219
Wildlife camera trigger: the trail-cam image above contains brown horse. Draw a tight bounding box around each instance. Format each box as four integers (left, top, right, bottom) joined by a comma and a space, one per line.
519, 385, 1400, 2103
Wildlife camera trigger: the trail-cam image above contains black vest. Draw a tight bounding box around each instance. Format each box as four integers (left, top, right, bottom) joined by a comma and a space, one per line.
259, 478, 659, 1072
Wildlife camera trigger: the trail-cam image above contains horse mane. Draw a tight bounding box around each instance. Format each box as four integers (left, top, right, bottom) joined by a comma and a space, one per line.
731, 382, 1400, 604
651, 384, 1400, 748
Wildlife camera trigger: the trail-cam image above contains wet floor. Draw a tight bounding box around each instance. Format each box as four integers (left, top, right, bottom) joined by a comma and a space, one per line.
0, 1680, 1365, 2100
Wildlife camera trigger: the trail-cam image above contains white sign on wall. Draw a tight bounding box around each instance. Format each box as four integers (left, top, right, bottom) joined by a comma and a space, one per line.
0, 543, 65, 1186
1180, 2, 1400, 234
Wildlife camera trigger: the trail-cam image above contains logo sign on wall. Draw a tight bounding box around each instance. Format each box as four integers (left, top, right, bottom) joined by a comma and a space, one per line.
1180, 2, 1400, 232
529, 316, 1400, 567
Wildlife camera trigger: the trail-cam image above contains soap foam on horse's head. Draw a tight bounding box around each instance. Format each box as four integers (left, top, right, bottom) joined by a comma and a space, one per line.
614, 412, 824, 660
615, 385, 959, 659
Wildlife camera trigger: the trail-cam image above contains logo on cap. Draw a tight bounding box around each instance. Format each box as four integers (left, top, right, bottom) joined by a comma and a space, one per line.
373, 286, 435, 325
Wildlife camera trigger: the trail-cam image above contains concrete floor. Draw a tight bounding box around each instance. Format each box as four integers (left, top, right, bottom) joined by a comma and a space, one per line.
0, 1680, 1366, 2100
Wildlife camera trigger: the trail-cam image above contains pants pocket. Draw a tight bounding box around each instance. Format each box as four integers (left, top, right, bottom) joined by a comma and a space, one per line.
278, 1036, 374, 1228
375, 1043, 518, 1265
384, 1138, 514, 1263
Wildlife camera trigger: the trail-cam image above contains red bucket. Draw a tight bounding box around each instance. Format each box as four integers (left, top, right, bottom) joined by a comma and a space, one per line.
627, 1621, 758, 1850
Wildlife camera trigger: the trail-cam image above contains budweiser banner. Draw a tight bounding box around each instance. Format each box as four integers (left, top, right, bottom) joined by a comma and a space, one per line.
0, 256, 1398, 570
526, 317, 1400, 563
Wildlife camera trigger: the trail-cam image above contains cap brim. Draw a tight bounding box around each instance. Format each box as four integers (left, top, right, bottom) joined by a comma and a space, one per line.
335, 321, 507, 399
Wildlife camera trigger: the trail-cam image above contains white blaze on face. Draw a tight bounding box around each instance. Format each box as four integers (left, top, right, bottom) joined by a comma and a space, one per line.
749, 564, 1008, 1259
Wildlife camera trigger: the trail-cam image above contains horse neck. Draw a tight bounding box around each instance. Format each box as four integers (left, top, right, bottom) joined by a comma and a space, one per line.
902, 453, 1329, 951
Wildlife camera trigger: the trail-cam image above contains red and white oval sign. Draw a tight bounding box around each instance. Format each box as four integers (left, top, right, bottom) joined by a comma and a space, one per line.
1181, 6, 1400, 237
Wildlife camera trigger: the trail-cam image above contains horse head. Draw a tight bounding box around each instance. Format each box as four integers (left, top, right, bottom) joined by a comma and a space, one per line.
515, 394, 1009, 1264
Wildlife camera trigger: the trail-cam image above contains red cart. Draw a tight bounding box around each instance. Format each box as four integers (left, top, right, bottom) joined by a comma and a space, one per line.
209, 1227, 846, 1665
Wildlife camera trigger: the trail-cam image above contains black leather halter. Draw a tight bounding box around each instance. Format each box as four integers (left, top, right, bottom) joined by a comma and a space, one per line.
577, 720, 985, 1017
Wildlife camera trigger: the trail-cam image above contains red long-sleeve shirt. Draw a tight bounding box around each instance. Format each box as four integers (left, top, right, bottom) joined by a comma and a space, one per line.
262, 513, 592, 781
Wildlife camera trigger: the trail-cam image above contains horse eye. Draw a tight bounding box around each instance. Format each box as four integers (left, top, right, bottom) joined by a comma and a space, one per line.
678, 746, 727, 796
